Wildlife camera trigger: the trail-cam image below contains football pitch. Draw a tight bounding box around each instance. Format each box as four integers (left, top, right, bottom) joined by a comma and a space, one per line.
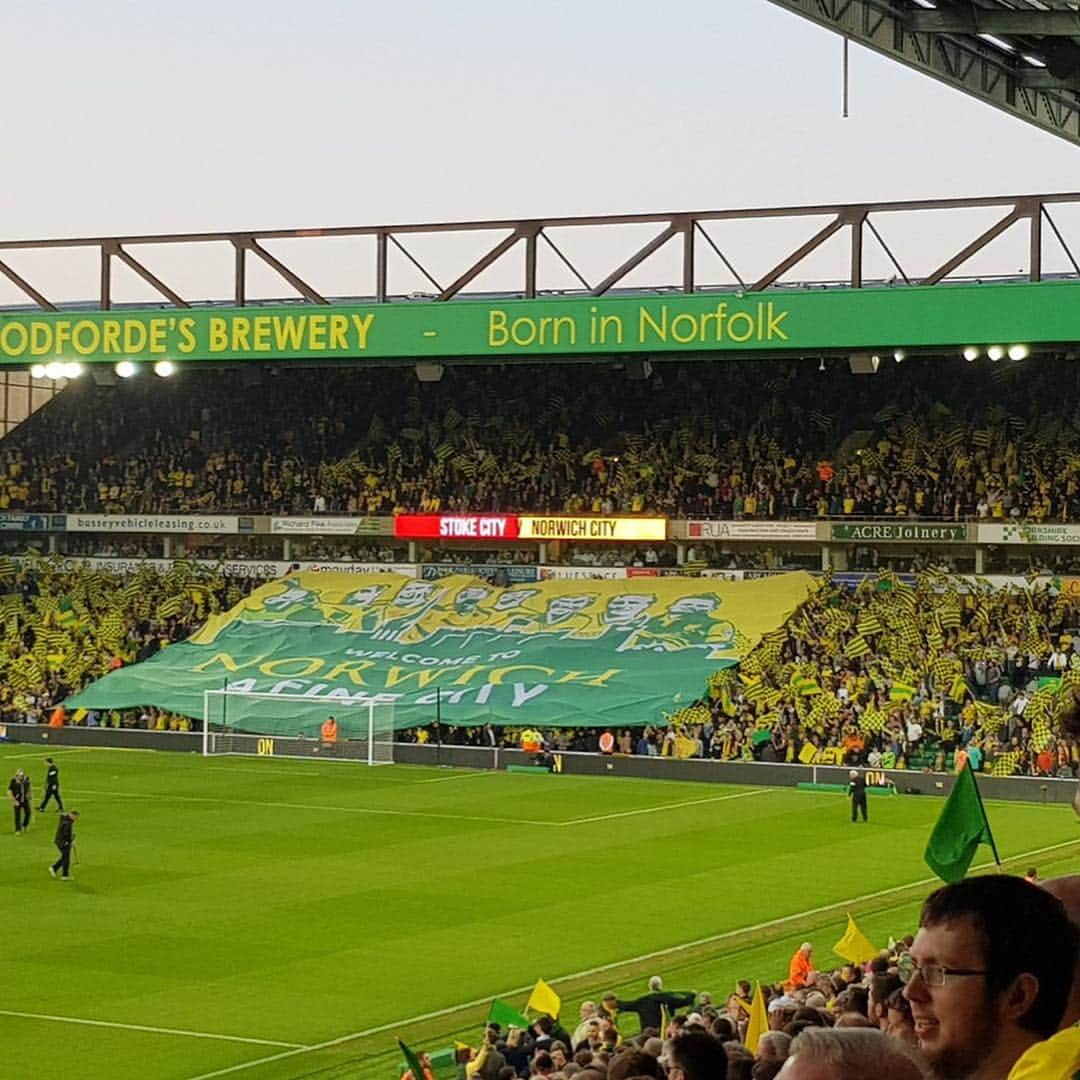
2, 745, 1079, 1080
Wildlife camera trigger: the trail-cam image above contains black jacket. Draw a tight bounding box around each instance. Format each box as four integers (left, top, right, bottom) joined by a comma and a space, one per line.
45, 764, 59, 788
8, 775, 30, 805
55, 814, 75, 847
848, 774, 868, 801
616, 990, 695, 1031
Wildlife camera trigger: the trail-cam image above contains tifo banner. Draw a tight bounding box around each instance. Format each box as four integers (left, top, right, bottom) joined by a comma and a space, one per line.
66, 570, 816, 731
977, 522, 1080, 545
4, 280, 1080, 362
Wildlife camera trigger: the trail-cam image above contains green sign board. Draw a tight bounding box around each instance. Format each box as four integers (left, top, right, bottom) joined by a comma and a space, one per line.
67, 570, 815, 729
1, 278, 1078, 363
831, 523, 968, 543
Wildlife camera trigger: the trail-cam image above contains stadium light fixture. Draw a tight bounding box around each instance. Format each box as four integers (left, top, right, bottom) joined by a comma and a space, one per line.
893, 349, 905, 363
62, 362, 83, 379
1007, 344, 1030, 361
154, 360, 176, 378
44, 361, 65, 380
987, 345, 1005, 361
115, 360, 137, 378
29, 364, 46, 379
963, 346, 979, 362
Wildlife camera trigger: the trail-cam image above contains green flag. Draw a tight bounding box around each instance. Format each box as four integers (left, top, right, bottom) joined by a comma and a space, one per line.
398, 1040, 427, 1080
489, 998, 532, 1030
924, 762, 1000, 883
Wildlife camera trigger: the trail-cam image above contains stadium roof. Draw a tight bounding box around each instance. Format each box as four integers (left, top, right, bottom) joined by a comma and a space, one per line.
765, 1, 1080, 146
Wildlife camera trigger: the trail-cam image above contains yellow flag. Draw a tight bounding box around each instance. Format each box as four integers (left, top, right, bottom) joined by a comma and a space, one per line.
833, 913, 878, 964
744, 983, 768, 1055
659, 1002, 670, 1038
526, 978, 561, 1019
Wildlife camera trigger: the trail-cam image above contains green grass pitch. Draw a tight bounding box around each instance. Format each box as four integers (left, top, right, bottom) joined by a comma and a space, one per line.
1, 744, 1078, 1080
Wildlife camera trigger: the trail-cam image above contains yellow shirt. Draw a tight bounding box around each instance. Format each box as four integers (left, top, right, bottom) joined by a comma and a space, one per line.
1007, 1026, 1080, 1080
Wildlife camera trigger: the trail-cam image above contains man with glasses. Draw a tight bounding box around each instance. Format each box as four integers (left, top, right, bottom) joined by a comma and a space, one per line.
900, 875, 1076, 1079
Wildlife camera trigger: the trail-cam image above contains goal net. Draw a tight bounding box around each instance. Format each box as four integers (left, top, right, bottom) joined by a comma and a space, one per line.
201, 690, 395, 765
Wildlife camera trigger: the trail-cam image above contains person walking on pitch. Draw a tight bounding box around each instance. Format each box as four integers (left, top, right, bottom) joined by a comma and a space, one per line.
848, 768, 868, 823
50, 810, 79, 879
9, 767, 31, 834
38, 757, 63, 811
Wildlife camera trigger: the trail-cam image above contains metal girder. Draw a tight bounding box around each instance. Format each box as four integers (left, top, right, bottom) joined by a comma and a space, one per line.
1, 191, 1080, 312
910, 10, 1080, 36
764, 0, 1080, 146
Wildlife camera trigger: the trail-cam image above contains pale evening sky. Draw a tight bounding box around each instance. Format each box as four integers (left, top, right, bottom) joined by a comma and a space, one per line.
4, 0, 1080, 302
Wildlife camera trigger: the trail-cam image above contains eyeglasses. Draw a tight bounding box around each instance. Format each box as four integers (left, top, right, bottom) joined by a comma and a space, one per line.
898, 952, 989, 988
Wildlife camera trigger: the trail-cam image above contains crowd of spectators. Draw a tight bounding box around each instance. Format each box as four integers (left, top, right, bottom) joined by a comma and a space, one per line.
0, 559, 259, 728
4, 355, 1080, 520
648, 571, 1080, 779
413, 872, 1079, 1080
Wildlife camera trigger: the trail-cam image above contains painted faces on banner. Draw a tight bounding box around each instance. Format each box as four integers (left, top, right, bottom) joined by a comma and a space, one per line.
545, 594, 597, 626
602, 594, 656, 626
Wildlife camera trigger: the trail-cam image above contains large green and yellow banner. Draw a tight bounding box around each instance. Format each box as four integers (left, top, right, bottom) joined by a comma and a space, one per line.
67, 571, 815, 732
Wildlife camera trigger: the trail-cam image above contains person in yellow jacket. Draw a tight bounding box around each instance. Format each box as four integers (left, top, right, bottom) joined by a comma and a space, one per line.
520, 729, 543, 753
1007, 1026, 1080, 1079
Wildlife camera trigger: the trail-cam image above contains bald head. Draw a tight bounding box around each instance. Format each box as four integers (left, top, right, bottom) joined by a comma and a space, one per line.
1042, 874, 1080, 1028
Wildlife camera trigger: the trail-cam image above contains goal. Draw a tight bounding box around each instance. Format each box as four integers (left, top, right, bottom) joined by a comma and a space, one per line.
201, 689, 395, 765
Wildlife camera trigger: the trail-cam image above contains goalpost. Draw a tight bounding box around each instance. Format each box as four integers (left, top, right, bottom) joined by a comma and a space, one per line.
201, 689, 395, 766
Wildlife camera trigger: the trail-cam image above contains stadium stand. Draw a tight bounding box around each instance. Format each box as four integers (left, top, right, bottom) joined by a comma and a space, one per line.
2, 354, 1080, 771
4, 356, 1080, 520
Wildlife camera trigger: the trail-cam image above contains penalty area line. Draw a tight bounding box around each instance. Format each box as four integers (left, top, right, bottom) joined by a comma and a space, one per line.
184, 833, 1080, 1080
0, 1008, 307, 1048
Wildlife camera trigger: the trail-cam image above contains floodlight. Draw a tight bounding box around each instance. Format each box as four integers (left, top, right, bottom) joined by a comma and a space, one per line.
115, 360, 137, 378
1007, 344, 1029, 361
44, 361, 64, 380
963, 346, 979, 362
30, 364, 46, 379
154, 360, 176, 378
987, 345, 1005, 361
